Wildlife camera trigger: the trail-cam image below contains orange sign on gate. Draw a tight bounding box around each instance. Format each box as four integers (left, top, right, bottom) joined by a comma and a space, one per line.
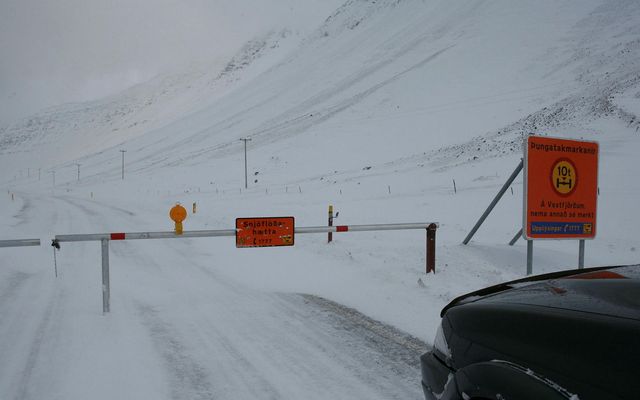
236, 217, 295, 248
524, 136, 599, 239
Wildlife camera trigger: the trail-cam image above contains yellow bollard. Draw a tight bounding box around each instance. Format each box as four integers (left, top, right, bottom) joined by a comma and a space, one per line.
169, 204, 188, 235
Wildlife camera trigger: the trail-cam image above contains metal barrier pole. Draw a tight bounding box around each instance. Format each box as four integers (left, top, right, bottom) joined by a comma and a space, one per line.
297, 222, 436, 234
463, 159, 523, 244
527, 240, 533, 275
101, 239, 110, 314
426, 224, 437, 273
578, 240, 585, 269
0, 239, 41, 248
56, 222, 440, 313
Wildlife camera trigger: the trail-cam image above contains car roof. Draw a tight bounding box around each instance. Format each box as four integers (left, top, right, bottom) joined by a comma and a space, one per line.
442, 264, 640, 321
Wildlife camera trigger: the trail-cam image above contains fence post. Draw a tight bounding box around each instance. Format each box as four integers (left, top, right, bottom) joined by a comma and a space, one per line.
426, 223, 437, 273
101, 239, 110, 314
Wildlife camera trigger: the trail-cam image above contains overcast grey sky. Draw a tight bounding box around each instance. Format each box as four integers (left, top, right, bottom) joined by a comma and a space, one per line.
0, 0, 338, 124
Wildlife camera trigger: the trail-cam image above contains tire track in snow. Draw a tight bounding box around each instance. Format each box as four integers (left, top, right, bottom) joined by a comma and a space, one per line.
9, 196, 32, 227
301, 294, 429, 359
55, 195, 136, 219
143, 235, 428, 397
0, 276, 64, 400
136, 304, 219, 400
12, 291, 61, 400
0, 271, 31, 308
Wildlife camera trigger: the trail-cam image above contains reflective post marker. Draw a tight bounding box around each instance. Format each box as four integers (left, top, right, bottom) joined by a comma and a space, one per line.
101, 239, 110, 313
426, 223, 437, 273
328, 205, 334, 243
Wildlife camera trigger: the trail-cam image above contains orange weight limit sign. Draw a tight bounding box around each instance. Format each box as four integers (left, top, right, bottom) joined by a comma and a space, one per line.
170, 204, 187, 234
524, 136, 598, 240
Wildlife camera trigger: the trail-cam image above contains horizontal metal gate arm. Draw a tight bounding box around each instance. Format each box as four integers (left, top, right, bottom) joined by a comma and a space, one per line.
296, 222, 438, 234
54, 223, 439, 243
0, 239, 41, 248
55, 229, 237, 242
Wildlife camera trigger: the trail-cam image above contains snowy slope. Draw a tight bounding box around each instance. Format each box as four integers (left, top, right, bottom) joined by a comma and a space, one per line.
1, 1, 640, 399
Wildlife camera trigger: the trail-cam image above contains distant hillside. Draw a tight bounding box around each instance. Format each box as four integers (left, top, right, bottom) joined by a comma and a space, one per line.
1, 0, 639, 183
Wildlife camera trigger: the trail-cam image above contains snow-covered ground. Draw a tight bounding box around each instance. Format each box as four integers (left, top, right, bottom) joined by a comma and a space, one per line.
1, 1, 639, 398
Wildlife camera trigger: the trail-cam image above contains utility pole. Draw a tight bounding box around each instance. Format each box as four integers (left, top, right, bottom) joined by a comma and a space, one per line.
76, 163, 81, 181
120, 150, 126, 180
239, 138, 252, 189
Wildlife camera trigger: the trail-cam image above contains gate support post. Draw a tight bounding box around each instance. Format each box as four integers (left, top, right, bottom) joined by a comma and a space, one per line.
426, 223, 437, 274
101, 239, 110, 314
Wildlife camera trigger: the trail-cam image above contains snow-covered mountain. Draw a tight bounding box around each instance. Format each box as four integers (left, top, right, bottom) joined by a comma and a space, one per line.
1, 1, 639, 399
2, 0, 639, 179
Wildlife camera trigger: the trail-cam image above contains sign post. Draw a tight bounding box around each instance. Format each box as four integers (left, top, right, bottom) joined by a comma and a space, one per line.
524, 136, 599, 273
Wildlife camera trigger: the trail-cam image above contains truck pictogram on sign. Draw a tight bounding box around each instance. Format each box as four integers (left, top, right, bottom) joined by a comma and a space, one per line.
524, 136, 598, 240
551, 159, 577, 196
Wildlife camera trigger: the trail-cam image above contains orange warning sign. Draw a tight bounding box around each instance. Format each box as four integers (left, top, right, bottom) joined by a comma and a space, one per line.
524, 136, 598, 239
236, 217, 295, 248
169, 204, 187, 223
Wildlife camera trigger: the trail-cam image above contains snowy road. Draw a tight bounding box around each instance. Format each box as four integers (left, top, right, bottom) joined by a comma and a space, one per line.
0, 193, 428, 400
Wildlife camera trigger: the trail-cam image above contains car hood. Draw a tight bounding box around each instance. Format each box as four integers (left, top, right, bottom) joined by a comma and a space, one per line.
444, 265, 640, 321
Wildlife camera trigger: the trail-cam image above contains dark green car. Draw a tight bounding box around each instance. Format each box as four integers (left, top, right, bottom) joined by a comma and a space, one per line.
421, 265, 640, 400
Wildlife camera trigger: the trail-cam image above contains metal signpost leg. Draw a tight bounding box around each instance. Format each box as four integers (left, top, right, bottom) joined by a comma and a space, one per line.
509, 228, 523, 246
526, 240, 533, 276
463, 160, 523, 245
101, 239, 110, 313
578, 240, 585, 269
